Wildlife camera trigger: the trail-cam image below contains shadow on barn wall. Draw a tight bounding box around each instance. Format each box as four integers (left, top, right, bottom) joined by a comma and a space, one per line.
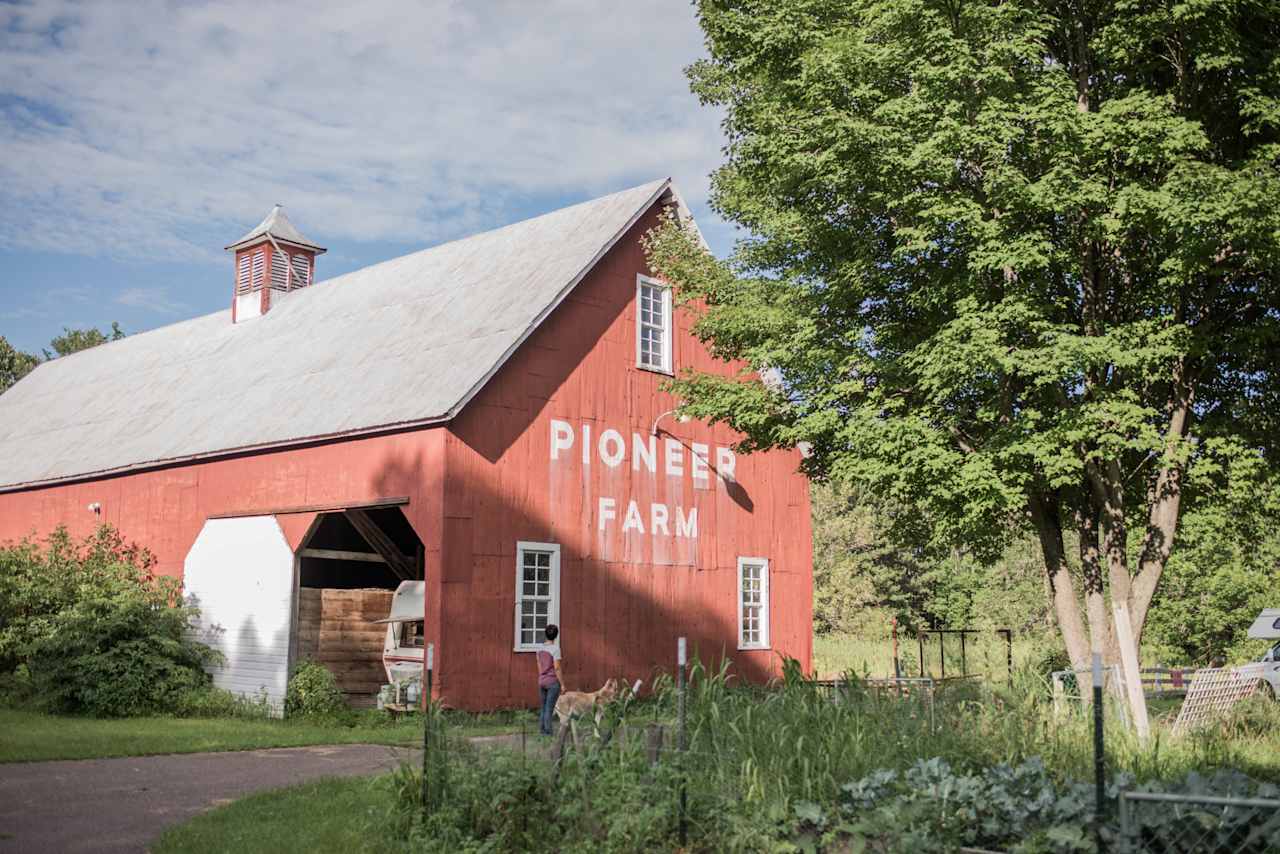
359, 204, 790, 710
371, 447, 776, 713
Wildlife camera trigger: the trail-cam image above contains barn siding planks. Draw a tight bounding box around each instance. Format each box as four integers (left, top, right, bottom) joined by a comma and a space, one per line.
296, 587, 394, 708
441, 200, 813, 710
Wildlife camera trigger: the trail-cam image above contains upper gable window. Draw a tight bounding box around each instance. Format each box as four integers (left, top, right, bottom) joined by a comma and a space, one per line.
636, 274, 673, 374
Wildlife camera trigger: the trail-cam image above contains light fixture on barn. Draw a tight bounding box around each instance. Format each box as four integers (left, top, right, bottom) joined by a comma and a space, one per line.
651, 407, 690, 436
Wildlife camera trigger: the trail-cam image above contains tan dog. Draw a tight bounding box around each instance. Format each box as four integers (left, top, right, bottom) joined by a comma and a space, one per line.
554, 677, 620, 728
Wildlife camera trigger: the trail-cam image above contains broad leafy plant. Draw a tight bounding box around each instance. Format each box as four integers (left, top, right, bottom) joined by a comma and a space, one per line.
0, 525, 218, 716
284, 660, 347, 718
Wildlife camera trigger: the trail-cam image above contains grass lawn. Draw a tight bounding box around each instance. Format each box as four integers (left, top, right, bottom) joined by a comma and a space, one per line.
151, 775, 395, 854
0, 707, 536, 763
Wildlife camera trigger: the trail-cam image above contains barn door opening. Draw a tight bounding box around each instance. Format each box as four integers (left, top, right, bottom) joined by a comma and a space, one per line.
298, 507, 422, 588
294, 506, 424, 707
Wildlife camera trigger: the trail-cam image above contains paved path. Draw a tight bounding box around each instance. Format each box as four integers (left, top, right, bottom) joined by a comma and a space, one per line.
0, 744, 416, 853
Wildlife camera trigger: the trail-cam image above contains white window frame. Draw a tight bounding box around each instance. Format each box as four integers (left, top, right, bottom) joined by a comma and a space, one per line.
635, 274, 673, 375
737, 556, 770, 651
514, 541, 561, 652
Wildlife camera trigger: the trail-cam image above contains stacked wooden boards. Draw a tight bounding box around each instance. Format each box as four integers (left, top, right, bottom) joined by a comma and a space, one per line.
296, 587, 394, 708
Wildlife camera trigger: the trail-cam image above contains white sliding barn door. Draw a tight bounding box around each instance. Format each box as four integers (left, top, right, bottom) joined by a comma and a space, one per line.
184, 516, 295, 715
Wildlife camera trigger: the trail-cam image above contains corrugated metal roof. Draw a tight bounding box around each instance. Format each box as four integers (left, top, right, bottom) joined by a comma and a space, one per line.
0, 178, 674, 491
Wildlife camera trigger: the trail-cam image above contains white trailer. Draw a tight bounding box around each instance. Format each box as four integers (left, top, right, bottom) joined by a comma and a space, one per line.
1244, 608, 1280, 698
374, 580, 426, 687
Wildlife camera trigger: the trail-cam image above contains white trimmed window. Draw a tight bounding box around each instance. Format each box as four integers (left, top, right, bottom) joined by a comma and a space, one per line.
636, 274, 672, 373
514, 541, 560, 651
737, 557, 770, 650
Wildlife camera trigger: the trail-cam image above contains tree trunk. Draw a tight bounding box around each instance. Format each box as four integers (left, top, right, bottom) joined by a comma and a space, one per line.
1030, 492, 1090, 670
1129, 368, 1195, 646
1076, 501, 1109, 660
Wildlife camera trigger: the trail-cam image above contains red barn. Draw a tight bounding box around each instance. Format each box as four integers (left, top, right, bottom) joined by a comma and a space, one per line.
0, 179, 813, 711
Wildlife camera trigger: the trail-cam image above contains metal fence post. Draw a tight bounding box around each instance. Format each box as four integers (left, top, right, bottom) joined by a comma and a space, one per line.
1093, 652, 1106, 851
422, 642, 434, 816
892, 617, 901, 678
1116, 790, 1129, 854
1004, 629, 1013, 681
677, 636, 687, 847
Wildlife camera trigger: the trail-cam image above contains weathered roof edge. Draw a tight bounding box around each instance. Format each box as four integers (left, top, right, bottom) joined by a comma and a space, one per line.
0, 178, 682, 494
440, 177, 676, 423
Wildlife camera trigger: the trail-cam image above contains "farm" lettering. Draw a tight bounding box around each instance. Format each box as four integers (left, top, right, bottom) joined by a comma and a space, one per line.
548, 419, 739, 540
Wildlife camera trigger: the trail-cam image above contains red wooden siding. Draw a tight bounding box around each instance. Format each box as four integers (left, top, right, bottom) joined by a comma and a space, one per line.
0, 197, 812, 712
440, 201, 813, 710
0, 430, 450, 672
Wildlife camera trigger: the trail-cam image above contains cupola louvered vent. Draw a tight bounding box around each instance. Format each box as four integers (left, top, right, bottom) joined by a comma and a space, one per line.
250, 251, 265, 289
271, 249, 290, 291
291, 253, 310, 288
225, 205, 326, 323
236, 254, 252, 295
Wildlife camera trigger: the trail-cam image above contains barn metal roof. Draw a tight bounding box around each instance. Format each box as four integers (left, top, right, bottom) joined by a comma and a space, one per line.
0, 178, 677, 491
225, 204, 327, 253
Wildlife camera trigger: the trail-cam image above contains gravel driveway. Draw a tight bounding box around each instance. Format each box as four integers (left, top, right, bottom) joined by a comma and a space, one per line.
0, 744, 416, 853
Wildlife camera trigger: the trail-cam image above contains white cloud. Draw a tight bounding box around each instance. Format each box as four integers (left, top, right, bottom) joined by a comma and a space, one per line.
114, 287, 187, 314
0, 285, 94, 322
0, 0, 724, 261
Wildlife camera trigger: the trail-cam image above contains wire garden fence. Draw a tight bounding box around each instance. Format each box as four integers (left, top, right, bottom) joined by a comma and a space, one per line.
1115, 790, 1280, 853
411, 641, 1278, 852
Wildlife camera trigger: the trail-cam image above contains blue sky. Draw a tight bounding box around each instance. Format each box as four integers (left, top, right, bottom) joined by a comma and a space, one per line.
0, 0, 736, 354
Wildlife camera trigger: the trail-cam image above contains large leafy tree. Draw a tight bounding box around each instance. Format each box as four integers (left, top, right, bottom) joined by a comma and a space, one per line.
0, 336, 38, 395
649, 0, 1280, 667
43, 322, 125, 359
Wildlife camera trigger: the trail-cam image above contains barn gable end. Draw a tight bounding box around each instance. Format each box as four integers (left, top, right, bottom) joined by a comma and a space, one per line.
439, 196, 813, 709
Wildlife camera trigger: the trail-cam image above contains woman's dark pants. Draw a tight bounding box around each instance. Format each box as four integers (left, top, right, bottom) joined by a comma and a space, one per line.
539, 680, 561, 735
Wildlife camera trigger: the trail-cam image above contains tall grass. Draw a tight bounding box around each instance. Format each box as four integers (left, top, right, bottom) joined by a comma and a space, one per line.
666, 658, 1280, 808
387, 659, 1280, 851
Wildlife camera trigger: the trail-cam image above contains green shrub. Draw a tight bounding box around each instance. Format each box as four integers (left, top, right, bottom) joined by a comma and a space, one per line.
0, 526, 218, 717
285, 660, 346, 718
174, 686, 272, 719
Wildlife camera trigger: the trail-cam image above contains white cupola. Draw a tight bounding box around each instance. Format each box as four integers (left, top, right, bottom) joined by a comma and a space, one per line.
225, 206, 326, 322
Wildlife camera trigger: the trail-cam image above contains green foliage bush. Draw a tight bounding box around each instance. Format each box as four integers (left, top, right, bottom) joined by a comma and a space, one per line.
811, 760, 1279, 853
0, 526, 218, 717
285, 660, 346, 718
172, 686, 272, 720
386, 659, 1280, 852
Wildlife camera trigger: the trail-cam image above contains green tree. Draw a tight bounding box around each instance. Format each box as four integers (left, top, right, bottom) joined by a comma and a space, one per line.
813, 482, 1050, 636
1145, 453, 1280, 664
649, 0, 1280, 668
43, 321, 125, 359
0, 336, 38, 394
